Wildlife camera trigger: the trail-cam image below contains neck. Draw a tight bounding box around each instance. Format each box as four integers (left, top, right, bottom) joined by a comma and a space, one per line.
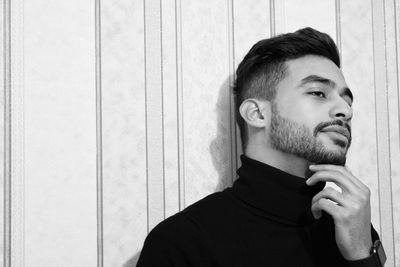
245, 146, 311, 178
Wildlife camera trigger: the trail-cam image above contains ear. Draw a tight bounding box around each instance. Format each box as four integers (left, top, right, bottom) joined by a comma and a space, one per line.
239, 98, 270, 128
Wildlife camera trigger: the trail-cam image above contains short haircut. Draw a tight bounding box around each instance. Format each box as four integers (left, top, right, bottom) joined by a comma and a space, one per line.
233, 27, 341, 149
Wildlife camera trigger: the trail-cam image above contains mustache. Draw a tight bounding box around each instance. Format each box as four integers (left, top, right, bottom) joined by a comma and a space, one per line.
313, 119, 352, 138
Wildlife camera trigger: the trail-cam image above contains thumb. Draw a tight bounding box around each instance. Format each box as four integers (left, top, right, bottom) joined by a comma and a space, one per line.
311, 202, 322, 219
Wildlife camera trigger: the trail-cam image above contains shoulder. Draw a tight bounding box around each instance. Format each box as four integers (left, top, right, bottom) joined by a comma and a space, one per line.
137, 212, 209, 266
137, 191, 230, 266
149, 190, 232, 240
182, 190, 235, 219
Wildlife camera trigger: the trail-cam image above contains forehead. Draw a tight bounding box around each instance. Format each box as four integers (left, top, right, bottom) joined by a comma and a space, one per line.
279, 55, 347, 89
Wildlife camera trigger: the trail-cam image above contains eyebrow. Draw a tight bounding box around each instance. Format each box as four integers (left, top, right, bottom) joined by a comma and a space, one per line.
300, 74, 353, 102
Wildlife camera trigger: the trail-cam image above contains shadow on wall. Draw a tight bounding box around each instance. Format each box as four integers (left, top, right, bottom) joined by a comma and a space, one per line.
123, 251, 140, 267
210, 75, 240, 192
123, 76, 239, 267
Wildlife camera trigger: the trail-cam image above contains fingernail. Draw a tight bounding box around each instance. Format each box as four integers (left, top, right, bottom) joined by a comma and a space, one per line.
309, 165, 315, 169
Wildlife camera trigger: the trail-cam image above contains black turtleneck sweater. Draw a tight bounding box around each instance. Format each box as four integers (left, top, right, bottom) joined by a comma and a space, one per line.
137, 156, 380, 267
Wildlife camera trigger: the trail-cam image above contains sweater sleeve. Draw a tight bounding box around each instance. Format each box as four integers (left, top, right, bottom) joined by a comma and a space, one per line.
345, 224, 382, 267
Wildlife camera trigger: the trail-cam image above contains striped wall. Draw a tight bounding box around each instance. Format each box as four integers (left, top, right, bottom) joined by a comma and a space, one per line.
1, 0, 399, 266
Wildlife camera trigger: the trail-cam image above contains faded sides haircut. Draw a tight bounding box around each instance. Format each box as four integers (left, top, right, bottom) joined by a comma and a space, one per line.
233, 27, 341, 149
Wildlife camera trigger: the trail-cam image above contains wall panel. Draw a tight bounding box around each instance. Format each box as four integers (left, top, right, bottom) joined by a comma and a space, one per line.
101, 0, 147, 266
385, 0, 400, 265
284, 0, 337, 40
0, 0, 5, 264
144, 0, 165, 232
390, 0, 400, 266
162, 0, 181, 219
233, 0, 271, 69
370, 0, 396, 265
23, 0, 98, 266
181, 1, 233, 207
9, 0, 24, 265
394, 1, 400, 265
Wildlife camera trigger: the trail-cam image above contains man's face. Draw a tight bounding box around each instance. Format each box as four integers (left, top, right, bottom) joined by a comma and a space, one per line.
268, 55, 353, 165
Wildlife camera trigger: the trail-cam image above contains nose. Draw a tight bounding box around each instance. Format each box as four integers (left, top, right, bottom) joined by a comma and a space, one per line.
330, 97, 353, 121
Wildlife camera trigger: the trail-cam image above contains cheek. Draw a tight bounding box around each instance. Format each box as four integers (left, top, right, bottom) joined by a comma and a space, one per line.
274, 95, 330, 129
276, 95, 314, 117
279, 105, 320, 129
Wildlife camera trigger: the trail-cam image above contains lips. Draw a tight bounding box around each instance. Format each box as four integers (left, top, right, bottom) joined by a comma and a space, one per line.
320, 126, 351, 140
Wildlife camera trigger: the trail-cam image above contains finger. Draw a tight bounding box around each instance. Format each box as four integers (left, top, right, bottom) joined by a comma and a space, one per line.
309, 164, 364, 188
312, 187, 345, 207
311, 197, 343, 220
309, 165, 370, 195
306, 170, 356, 193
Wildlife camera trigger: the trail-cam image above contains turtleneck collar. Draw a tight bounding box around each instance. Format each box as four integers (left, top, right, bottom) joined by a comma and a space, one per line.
229, 155, 325, 226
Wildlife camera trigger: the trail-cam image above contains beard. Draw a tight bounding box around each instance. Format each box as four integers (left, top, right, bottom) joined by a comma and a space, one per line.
269, 103, 351, 166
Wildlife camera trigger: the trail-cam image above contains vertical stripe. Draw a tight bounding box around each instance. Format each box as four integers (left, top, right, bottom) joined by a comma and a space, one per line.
0, 0, 5, 264
161, 0, 180, 218
384, 0, 399, 265
385, 0, 400, 264
144, 0, 164, 231
394, 0, 400, 261
371, 0, 395, 265
271, 0, 285, 35
160, 0, 166, 220
269, 0, 276, 36
372, 0, 383, 237
227, 0, 237, 184
3, 0, 11, 265
175, 0, 185, 211
395, 0, 400, 139
95, 0, 104, 266
9, 0, 24, 265
144, 0, 149, 233
335, 0, 342, 55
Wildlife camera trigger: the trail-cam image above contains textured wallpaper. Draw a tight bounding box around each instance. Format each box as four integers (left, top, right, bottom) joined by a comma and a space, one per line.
101, 0, 147, 266
23, 0, 98, 265
2, 0, 399, 266
0, 0, 4, 264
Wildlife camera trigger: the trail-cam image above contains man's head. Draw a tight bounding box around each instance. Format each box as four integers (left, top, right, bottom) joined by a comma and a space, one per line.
234, 28, 353, 165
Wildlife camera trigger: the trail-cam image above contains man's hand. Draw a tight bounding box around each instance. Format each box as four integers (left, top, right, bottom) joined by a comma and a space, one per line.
306, 164, 372, 261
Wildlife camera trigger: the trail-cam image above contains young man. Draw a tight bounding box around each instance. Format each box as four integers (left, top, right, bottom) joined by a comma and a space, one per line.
137, 28, 386, 266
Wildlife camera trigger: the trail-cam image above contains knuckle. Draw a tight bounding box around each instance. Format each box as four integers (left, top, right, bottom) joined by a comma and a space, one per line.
325, 187, 334, 194
351, 202, 361, 211
326, 186, 340, 198
313, 172, 323, 179
359, 189, 370, 202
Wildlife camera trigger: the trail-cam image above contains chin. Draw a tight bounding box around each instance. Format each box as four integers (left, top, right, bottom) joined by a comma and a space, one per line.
318, 147, 347, 165
320, 136, 350, 151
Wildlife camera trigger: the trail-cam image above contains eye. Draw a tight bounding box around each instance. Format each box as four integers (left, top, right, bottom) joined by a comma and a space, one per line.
308, 91, 326, 98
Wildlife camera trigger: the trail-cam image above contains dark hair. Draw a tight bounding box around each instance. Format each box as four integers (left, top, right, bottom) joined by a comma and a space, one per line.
233, 27, 340, 149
